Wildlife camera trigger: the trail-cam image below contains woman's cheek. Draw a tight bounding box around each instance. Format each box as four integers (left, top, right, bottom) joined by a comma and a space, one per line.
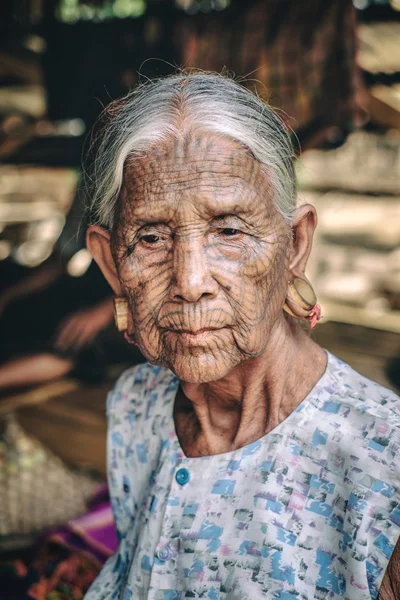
118, 254, 140, 285
118, 251, 164, 289
209, 235, 274, 282
243, 240, 288, 281
208, 234, 250, 262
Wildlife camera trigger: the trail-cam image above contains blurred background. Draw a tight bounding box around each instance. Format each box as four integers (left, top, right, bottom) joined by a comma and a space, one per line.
0, 0, 399, 597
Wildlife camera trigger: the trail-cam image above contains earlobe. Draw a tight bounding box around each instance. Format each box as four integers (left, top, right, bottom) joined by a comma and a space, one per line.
284, 205, 321, 328
283, 277, 321, 328
86, 225, 122, 295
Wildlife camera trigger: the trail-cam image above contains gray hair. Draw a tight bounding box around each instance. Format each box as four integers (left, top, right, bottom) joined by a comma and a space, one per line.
86, 72, 297, 228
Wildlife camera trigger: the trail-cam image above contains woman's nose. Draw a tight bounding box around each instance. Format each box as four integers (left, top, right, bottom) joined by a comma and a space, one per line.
170, 240, 218, 303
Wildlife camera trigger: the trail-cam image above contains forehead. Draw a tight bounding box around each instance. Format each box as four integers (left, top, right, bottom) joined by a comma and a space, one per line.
119, 132, 275, 221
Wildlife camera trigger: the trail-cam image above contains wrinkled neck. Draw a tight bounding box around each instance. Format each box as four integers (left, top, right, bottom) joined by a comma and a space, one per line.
176, 319, 327, 457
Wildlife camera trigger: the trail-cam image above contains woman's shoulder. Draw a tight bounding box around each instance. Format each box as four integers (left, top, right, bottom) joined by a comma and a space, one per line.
106, 361, 178, 419
325, 351, 400, 423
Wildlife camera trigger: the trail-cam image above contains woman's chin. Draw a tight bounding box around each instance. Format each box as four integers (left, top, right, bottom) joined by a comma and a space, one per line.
165, 351, 240, 383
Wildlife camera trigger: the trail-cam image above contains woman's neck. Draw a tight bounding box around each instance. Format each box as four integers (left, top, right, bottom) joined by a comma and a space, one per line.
174, 321, 327, 458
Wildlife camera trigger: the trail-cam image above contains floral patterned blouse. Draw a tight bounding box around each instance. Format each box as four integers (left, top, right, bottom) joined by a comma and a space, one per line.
85, 352, 400, 600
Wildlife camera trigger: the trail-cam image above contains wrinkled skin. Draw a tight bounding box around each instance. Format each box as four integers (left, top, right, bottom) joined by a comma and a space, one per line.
87, 130, 400, 598
110, 133, 290, 383
88, 130, 326, 451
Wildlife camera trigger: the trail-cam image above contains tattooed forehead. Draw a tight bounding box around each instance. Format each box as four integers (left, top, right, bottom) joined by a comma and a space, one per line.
117, 133, 276, 223
131, 133, 258, 175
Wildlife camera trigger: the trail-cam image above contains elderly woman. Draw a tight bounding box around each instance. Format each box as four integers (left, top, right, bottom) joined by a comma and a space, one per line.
85, 73, 400, 600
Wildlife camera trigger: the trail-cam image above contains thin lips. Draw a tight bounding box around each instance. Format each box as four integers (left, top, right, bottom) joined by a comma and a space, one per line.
168, 326, 222, 335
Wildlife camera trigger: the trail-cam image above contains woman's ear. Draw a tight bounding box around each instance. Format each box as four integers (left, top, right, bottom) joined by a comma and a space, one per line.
86, 225, 122, 295
289, 204, 317, 277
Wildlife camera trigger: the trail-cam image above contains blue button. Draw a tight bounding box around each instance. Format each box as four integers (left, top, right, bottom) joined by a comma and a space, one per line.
175, 467, 190, 486
156, 545, 173, 562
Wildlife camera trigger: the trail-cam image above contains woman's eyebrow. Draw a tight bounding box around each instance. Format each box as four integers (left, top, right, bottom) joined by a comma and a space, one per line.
210, 213, 246, 222
127, 211, 175, 226
126, 220, 172, 232
138, 219, 171, 227
203, 197, 249, 214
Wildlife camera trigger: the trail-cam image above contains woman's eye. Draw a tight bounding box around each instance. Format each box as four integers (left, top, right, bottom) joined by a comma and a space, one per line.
221, 228, 241, 236
141, 234, 160, 244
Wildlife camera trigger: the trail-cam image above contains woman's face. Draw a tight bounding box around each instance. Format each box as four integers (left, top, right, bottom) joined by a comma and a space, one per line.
111, 133, 291, 383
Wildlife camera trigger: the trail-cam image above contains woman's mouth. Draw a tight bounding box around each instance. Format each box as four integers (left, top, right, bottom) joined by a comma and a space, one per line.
166, 327, 222, 345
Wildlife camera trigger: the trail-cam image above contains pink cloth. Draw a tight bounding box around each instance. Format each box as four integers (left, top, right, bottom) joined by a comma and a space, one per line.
48, 485, 118, 564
